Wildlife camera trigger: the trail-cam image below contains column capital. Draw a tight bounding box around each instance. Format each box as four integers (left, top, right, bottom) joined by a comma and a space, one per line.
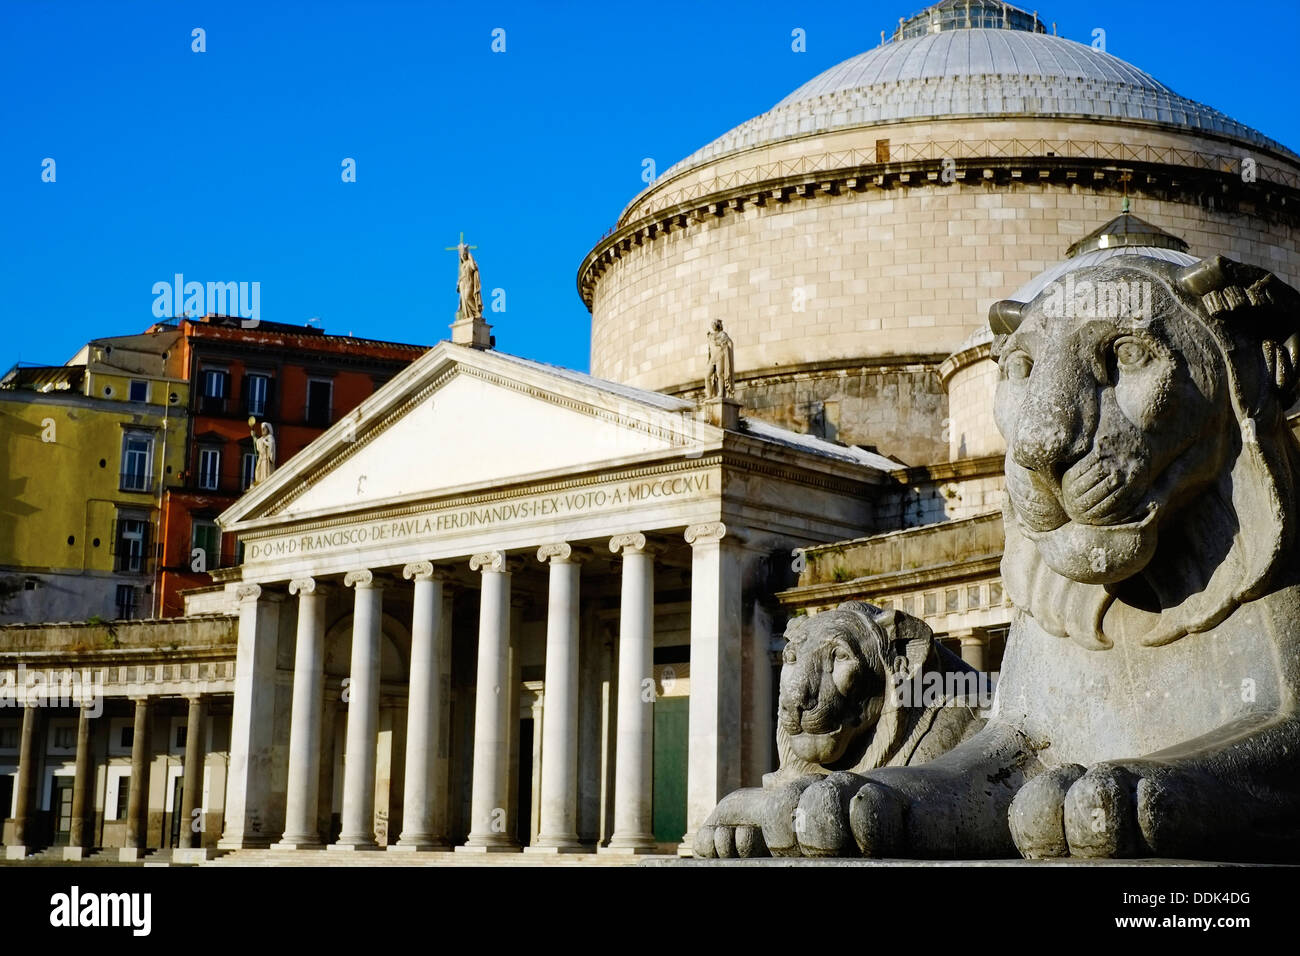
128, 693, 152, 704
684, 522, 728, 546
536, 542, 578, 565
235, 583, 263, 603
344, 569, 380, 589
469, 551, 508, 573
288, 576, 324, 596
183, 692, 206, 705
402, 561, 454, 582
609, 532, 658, 555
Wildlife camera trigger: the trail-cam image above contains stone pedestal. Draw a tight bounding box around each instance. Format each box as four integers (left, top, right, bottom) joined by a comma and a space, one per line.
450, 316, 492, 349
698, 397, 741, 430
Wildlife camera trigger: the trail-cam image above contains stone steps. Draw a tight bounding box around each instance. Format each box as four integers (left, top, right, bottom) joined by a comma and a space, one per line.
201, 847, 668, 867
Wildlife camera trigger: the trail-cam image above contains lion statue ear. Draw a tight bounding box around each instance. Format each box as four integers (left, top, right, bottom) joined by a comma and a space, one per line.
872, 607, 934, 677
1175, 255, 1300, 408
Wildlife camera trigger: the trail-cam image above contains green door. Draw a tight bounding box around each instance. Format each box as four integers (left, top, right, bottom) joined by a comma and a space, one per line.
652, 696, 688, 843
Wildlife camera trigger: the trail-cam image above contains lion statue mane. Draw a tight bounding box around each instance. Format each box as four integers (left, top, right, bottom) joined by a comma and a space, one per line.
699, 253, 1300, 862
695, 602, 986, 858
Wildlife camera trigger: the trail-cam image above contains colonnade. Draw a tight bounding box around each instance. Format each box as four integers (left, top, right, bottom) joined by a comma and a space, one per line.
223, 523, 743, 854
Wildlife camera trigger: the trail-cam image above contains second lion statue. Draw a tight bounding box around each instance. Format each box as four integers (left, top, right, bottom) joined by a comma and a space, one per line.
695, 601, 987, 858
700, 253, 1300, 861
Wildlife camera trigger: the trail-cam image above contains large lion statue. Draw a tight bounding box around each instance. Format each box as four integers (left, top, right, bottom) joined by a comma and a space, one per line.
703, 253, 1300, 861
695, 601, 987, 858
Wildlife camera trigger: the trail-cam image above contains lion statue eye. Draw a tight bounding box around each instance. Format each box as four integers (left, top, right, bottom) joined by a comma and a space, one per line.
1002, 352, 1034, 381
1114, 338, 1151, 369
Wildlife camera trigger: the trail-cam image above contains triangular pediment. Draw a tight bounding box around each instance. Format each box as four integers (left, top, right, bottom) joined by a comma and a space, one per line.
220, 343, 719, 529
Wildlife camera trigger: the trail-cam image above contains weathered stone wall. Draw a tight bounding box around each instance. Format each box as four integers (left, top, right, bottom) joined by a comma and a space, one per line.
676, 359, 948, 465
0, 616, 237, 653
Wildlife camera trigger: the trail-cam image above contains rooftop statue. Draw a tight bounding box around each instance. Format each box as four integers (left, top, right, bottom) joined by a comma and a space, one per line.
701, 254, 1300, 861
705, 318, 734, 399
248, 418, 276, 485
456, 241, 483, 322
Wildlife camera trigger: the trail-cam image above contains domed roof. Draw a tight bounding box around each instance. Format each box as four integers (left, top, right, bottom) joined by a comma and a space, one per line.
658, 13, 1294, 183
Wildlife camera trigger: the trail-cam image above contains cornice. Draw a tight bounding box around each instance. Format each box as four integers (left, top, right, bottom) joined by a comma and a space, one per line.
578, 152, 1300, 307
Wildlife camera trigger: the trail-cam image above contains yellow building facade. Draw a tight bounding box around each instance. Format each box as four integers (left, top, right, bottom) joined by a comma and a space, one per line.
0, 336, 189, 623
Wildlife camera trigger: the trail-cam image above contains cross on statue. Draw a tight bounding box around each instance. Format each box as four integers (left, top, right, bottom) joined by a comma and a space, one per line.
443, 231, 477, 254
445, 231, 483, 322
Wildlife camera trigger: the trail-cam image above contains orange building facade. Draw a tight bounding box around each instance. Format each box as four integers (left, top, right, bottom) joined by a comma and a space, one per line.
154, 316, 427, 616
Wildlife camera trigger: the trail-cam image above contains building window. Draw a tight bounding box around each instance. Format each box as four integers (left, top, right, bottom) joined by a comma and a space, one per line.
305, 378, 333, 427
875, 138, 891, 163
200, 368, 229, 414
898, 596, 913, 616
115, 779, 130, 820
923, 592, 937, 616
0, 726, 18, 751
129, 380, 149, 403
243, 372, 272, 418
174, 725, 187, 750
967, 585, 982, 609
240, 451, 257, 491
198, 447, 221, 491
945, 589, 960, 613
115, 584, 139, 618
120, 431, 154, 492
113, 517, 149, 575
51, 724, 76, 751
990, 582, 1003, 605
191, 519, 220, 572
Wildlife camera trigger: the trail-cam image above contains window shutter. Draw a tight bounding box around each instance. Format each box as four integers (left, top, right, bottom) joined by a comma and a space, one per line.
109, 518, 119, 554
239, 373, 250, 413
264, 376, 276, 417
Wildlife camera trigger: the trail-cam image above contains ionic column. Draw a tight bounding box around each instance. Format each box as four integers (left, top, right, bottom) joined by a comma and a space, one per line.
602, 532, 657, 854
219, 582, 284, 850
179, 695, 206, 850
277, 577, 328, 849
684, 522, 743, 850
332, 569, 384, 851
527, 542, 584, 852
459, 551, 520, 852
393, 561, 452, 851
4, 704, 40, 860
63, 703, 95, 860
119, 695, 152, 862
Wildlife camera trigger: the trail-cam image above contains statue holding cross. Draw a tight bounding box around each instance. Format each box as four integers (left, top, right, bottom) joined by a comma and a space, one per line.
445, 232, 483, 322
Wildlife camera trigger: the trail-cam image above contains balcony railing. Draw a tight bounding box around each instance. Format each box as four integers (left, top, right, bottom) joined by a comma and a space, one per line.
119, 472, 155, 494
198, 395, 230, 415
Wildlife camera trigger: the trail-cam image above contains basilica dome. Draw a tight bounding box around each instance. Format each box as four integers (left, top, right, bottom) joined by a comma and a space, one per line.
581, 0, 1300, 466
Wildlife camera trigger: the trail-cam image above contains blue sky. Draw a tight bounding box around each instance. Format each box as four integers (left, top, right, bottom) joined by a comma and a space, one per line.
3, 0, 1298, 372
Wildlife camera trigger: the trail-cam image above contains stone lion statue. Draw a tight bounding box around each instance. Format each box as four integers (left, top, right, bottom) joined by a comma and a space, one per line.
695, 601, 987, 858
704, 253, 1300, 861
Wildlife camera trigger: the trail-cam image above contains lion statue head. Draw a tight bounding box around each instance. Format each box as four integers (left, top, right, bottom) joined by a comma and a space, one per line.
774, 602, 980, 779
990, 254, 1300, 650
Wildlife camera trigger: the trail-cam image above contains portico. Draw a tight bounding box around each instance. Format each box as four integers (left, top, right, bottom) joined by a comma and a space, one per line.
212, 343, 893, 853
